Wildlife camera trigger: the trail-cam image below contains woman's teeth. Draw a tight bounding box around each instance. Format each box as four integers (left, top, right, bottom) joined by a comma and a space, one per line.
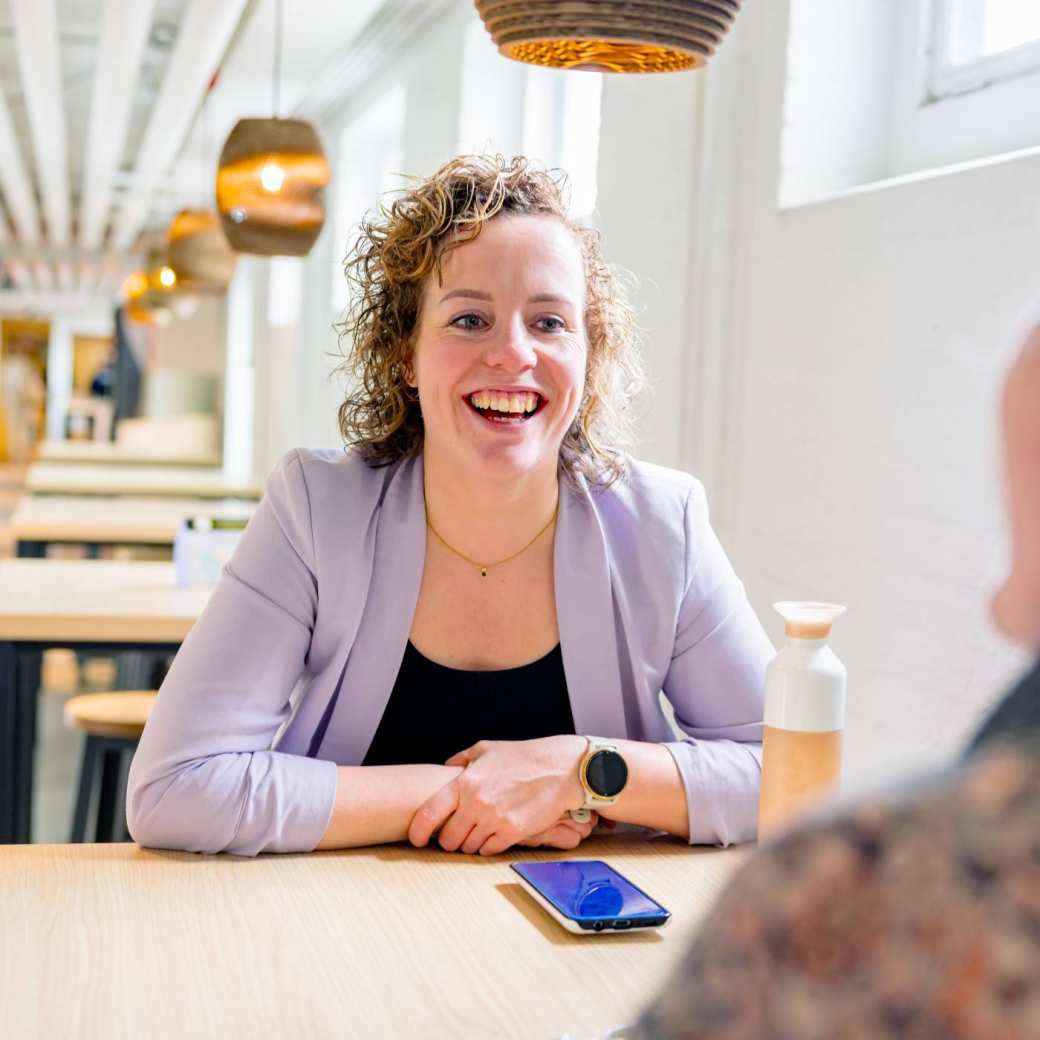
469, 390, 540, 414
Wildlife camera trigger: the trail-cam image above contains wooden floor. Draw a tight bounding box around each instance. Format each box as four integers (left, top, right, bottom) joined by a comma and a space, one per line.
0, 461, 120, 842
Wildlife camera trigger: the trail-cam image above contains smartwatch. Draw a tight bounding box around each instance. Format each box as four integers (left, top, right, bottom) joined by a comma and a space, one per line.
568, 737, 629, 824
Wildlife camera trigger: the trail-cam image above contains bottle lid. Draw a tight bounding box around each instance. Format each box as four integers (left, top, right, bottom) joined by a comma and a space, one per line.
774, 601, 846, 639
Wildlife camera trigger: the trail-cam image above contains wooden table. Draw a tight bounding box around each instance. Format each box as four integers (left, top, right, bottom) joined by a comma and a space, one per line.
0, 560, 211, 843
35, 440, 223, 467
0, 836, 746, 1039
11, 495, 256, 556
25, 462, 262, 499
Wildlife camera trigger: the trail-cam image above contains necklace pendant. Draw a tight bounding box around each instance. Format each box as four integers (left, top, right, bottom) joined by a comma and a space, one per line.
480, 568, 488, 577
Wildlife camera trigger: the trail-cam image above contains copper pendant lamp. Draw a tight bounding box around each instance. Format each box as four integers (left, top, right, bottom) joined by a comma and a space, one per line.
123, 260, 174, 325
215, 0, 330, 256
474, 0, 742, 73
168, 208, 237, 292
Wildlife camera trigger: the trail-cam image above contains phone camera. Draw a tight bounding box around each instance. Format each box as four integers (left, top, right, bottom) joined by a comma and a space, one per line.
593, 921, 605, 931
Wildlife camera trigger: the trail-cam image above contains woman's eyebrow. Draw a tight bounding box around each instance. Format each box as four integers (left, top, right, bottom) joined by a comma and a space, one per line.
438, 288, 574, 305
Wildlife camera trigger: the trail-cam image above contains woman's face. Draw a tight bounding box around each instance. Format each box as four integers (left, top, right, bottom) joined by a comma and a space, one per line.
407, 213, 588, 484
991, 326, 1040, 649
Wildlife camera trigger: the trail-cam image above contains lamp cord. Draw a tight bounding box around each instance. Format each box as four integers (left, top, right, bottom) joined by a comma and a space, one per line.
273, 0, 283, 118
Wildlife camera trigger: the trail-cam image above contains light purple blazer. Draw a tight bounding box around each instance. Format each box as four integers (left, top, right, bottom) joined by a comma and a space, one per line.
126, 448, 773, 856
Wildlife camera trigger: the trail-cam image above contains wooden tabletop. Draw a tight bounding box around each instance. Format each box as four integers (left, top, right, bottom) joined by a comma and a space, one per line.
26, 462, 262, 500
35, 440, 223, 468
0, 559, 211, 642
0, 835, 746, 1039
11, 495, 256, 545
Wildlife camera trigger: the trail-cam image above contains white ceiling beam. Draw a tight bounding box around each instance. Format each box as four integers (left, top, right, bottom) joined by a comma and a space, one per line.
10, 0, 71, 246
79, 0, 158, 251
110, 0, 249, 251
0, 290, 95, 316
0, 86, 42, 244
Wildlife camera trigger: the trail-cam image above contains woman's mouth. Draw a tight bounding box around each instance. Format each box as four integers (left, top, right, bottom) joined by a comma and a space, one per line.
464, 389, 547, 426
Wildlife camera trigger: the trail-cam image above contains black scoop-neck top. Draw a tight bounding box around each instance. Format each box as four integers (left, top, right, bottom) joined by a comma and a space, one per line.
361, 639, 575, 767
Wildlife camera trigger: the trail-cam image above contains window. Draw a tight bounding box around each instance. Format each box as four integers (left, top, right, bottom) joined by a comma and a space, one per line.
329, 86, 406, 315
929, 0, 1040, 100
778, 0, 1040, 208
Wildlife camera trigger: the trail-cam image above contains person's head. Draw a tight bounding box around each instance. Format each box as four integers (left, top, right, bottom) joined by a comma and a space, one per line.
992, 326, 1040, 649
336, 154, 645, 488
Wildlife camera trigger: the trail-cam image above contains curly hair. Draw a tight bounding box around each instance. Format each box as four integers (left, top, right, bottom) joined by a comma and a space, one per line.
334, 153, 646, 489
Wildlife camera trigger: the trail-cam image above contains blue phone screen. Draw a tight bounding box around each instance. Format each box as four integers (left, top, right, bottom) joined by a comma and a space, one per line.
512, 860, 666, 921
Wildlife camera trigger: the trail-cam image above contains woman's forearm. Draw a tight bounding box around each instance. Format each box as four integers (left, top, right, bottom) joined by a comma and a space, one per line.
594, 739, 690, 839
315, 764, 463, 850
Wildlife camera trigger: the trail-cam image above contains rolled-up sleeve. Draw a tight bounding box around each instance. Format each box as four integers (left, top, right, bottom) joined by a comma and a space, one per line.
125, 449, 338, 856
661, 481, 773, 847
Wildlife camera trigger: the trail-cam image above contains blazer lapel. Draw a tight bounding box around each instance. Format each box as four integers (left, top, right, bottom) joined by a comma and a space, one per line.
555, 475, 628, 740
315, 455, 427, 764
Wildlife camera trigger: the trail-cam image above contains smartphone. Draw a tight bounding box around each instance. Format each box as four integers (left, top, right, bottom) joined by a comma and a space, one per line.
511, 859, 671, 934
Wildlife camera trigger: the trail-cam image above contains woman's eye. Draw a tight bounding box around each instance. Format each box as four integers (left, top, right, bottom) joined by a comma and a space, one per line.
450, 313, 486, 330
537, 316, 566, 332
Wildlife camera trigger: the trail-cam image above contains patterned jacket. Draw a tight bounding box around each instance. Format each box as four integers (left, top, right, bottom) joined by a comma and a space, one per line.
636, 659, 1040, 1039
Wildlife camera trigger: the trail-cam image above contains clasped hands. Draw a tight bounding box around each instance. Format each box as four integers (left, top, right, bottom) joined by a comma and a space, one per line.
407, 734, 613, 856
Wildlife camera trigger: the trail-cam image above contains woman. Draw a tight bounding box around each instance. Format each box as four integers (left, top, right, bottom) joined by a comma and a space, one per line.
126, 154, 773, 857
634, 328, 1040, 1038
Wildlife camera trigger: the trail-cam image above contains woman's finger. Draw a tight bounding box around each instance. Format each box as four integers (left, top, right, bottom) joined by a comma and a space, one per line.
444, 740, 491, 768
408, 779, 459, 847
436, 806, 481, 852
537, 824, 583, 850
460, 821, 495, 855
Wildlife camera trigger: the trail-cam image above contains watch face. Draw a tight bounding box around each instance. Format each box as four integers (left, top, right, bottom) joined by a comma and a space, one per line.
587, 749, 628, 798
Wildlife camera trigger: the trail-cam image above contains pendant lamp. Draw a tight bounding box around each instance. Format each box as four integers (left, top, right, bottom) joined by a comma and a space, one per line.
216, 118, 329, 256
168, 208, 237, 292
122, 269, 172, 326
474, 0, 741, 73
215, 0, 329, 256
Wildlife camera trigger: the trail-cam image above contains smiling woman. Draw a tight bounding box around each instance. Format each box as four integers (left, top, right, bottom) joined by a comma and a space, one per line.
125, 154, 774, 859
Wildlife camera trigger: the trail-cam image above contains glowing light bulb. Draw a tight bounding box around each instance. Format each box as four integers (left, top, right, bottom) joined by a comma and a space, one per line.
159, 266, 177, 288
259, 161, 286, 193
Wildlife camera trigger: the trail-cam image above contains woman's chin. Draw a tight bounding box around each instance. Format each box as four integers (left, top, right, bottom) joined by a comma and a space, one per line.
991, 579, 1040, 650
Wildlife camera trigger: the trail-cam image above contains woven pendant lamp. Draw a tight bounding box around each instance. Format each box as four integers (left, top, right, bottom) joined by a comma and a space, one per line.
474, 0, 741, 73
215, 0, 329, 256
167, 209, 237, 292
216, 118, 330, 256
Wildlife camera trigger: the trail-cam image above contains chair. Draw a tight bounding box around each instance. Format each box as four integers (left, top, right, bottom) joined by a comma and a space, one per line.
64, 691, 157, 843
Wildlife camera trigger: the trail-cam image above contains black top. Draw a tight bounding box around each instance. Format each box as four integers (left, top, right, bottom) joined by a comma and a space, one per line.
965, 656, 1040, 758
362, 640, 576, 767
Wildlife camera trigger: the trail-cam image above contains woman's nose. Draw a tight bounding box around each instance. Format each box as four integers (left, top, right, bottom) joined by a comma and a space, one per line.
482, 316, 538, 371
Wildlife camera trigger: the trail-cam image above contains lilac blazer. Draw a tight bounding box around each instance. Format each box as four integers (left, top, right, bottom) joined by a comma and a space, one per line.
126, 448, 773, 856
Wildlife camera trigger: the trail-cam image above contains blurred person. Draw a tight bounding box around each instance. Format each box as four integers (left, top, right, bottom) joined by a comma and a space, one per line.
127, 155, 773, 857
634, 328, 1040, 1039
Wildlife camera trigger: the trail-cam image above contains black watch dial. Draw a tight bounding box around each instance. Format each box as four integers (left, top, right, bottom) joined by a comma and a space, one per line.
586, 749, 628, 798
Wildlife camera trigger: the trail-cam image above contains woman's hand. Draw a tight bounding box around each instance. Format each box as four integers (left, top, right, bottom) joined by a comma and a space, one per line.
518, 811, 599, 850
407, 735, 587, 856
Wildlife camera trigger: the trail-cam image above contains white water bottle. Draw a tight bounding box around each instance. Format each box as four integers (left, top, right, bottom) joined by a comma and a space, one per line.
757, 602, 847, 840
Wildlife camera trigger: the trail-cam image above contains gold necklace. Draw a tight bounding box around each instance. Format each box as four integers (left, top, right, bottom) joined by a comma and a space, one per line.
425, 496, 559, 577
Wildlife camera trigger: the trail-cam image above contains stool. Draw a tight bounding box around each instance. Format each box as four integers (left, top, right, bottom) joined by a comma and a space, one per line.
64, 691, 157, 843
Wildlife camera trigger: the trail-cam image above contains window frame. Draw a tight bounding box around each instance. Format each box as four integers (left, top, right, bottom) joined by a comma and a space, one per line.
926, 0, 1040, 101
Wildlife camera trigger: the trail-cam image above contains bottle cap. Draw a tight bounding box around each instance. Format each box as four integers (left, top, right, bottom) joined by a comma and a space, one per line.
774, 601, 846, 639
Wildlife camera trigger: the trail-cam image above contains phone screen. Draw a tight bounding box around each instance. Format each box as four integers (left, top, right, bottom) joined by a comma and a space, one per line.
511, 860, 668, 922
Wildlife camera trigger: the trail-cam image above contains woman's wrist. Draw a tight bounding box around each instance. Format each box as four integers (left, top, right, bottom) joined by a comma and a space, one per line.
316, 763, 463, 850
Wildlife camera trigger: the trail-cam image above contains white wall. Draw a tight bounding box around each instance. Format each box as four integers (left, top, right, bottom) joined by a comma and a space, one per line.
679, 0, 1034, 796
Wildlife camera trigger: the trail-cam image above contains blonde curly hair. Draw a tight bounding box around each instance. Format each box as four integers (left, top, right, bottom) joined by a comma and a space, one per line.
335, 153, 646, 488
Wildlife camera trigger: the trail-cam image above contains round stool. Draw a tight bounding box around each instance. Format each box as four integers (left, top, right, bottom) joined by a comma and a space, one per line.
64, 691, 157, 843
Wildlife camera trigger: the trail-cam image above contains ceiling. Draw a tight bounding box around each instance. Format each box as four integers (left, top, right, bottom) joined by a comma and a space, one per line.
0, 0, 387, 311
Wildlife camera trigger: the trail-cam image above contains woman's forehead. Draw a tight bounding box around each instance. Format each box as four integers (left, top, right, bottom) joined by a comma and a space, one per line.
435, 214, 585, 292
